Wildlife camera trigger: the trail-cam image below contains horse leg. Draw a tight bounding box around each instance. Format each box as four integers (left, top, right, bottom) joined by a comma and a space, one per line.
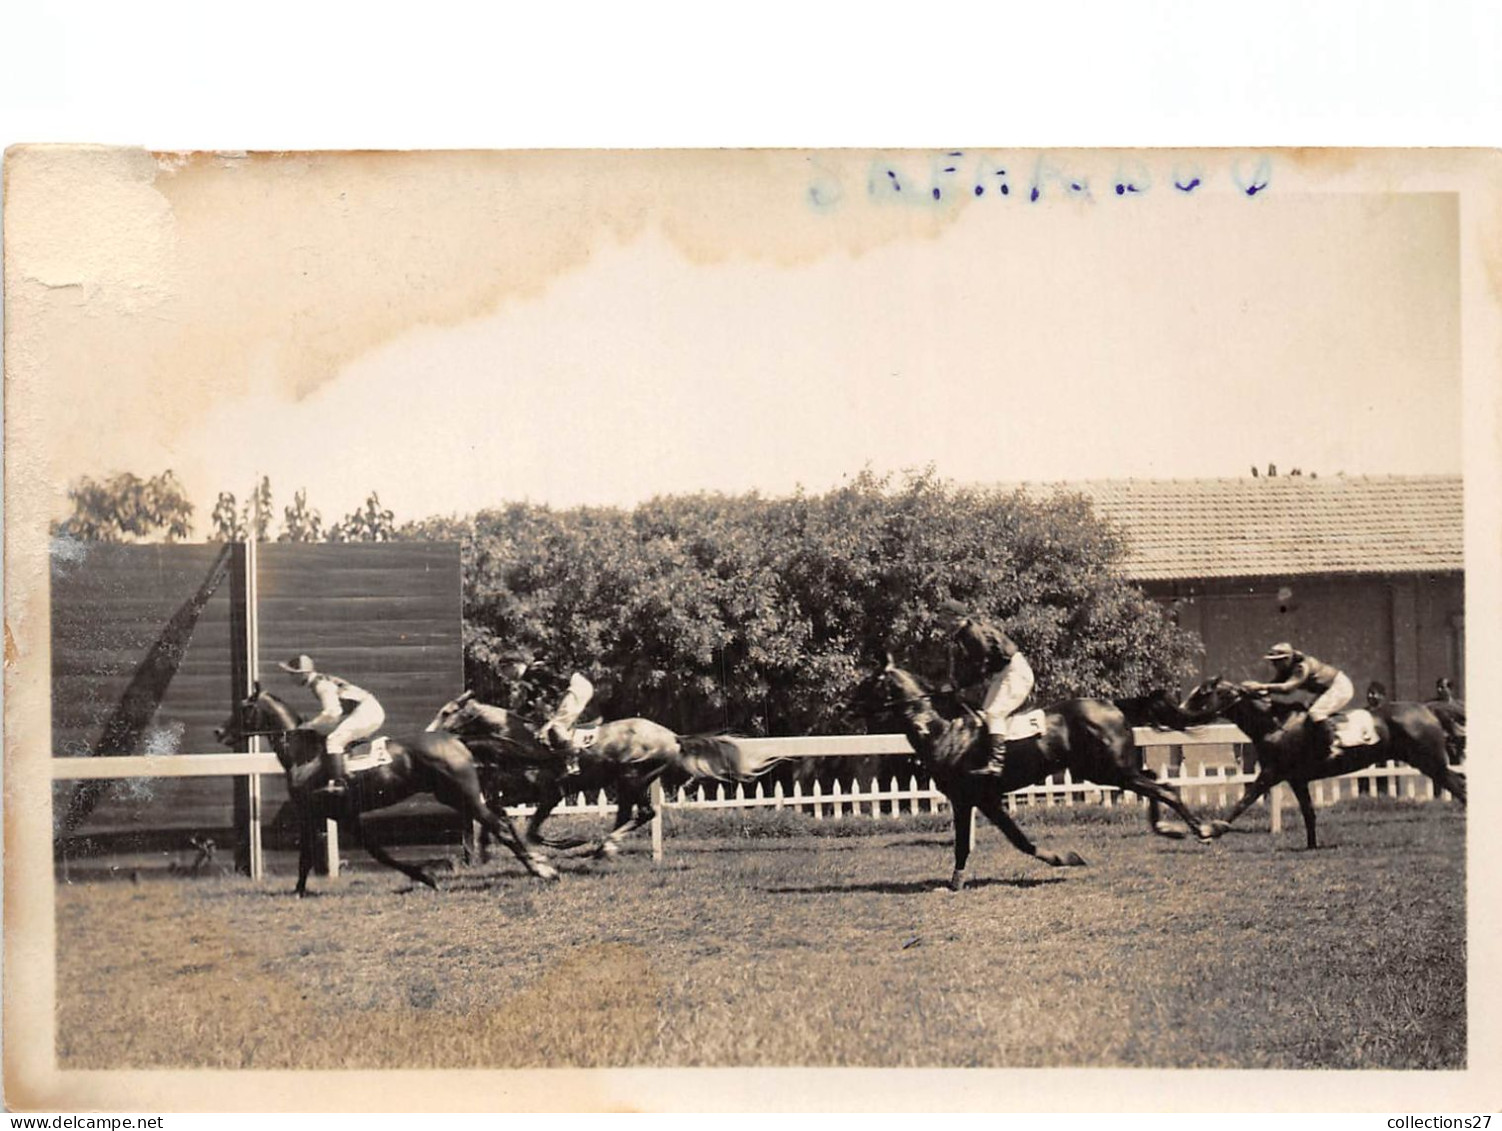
949, 796, 974, 891
471, 801, 559, 881
596, 782, 655, 858
1290, 779, 1318, 849
1211, 774, 1277, 836
434, 767, 559, 881
526, 784, 591, 851
349, 818, 439, 890
975, 792, 1088, 869
295, 808, 317, 896
1412, 750, 1468, 805
1136, 767, 1188, 839
1117, 773, 1217, 842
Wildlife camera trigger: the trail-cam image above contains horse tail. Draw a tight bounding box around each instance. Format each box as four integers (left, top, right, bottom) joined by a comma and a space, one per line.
673, 735, 789, 783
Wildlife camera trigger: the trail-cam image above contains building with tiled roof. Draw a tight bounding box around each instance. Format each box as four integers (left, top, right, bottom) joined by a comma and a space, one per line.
1022, 474, 1465, 707
1038, 475, 1462, 582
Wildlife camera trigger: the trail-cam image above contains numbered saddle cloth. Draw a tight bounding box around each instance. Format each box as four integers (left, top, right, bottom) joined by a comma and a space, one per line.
570, 726, 600, 749
344, 736, 395, 773
1330, 710, 1379, 748
1002, 709, 1048, 742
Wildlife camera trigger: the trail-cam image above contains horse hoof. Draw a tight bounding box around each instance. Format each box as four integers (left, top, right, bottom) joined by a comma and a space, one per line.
1211, 819, 1232, 836
597, 840, 620, 859
1196, 824, 1218, 842
949, 870, 968, 892
1063, 851, 1087, 867
1153, 822, 1188, 840
532, 862, 560, 882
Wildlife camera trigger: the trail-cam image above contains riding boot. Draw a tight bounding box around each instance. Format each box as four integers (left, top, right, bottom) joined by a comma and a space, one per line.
318, 748, 349, 796
969, 733, 1009, 778
1316, 717, 1340, 754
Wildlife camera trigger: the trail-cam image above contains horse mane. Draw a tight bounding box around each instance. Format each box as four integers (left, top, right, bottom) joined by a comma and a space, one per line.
255, 688, 302, 728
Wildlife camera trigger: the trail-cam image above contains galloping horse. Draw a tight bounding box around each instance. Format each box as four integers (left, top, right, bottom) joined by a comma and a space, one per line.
427, 692, 786, 858
1426, 678, 1466, 766
851, 657, 1217, 891
217, 687, 558, 894
1178, 677, 1467, 849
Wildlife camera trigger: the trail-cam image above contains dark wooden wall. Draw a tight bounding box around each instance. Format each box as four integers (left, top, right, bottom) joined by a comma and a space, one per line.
256, 542, 464, 735
52, 542, 463, 844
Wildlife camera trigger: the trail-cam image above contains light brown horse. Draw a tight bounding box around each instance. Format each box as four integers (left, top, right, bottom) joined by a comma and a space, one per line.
427, 692, 787, 857
218, 687, 558, 894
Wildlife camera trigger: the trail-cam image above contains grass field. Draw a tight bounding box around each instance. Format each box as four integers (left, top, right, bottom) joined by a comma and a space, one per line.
54, 800, 1465, 1070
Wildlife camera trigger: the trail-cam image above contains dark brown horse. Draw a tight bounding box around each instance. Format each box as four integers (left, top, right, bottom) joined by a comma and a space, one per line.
1178, 677, 1467, 848
427, 692, 784, 858
1426, 678, 1466, 766
217, 688, 558, 894
851, 657, 1217, 890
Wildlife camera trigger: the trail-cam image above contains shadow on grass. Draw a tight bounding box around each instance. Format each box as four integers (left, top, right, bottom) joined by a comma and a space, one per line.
762, 875, 1069, 895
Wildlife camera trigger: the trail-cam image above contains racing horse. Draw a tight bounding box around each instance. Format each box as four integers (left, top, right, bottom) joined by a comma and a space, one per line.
1426, 678, 1466, 766
1177, 677, 1467, 848
217, 687, 558, 894
426, 691, 787, 858
851, 657, 1218, 891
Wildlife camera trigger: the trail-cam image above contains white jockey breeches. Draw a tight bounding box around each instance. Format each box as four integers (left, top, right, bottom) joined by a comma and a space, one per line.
981, 655, 1035, 736
325, 699, 385, 753
1307, 672, 1353, 723
543, 673, 595, 738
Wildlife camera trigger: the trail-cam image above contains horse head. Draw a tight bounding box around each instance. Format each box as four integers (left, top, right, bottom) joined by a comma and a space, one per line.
425, 689, 477, 732
1178, 675, 1254, 721
215, 686, 303, 748
848, 654, 935, 725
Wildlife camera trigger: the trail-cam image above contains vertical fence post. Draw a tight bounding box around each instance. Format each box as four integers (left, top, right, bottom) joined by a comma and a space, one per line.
230, 539, 265, 881
325, 818, 340, 876
651, 777, 664, 863
1269, 783, 1283, 835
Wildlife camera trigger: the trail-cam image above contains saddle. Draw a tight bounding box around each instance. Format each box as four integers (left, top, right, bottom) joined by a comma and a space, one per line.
342, 736, 396, 773
1001, 709, 1047, 742
1327, 710, 1379, 750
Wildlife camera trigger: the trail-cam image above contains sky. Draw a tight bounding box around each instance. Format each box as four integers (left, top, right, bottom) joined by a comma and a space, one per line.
7, 148, 1463, 531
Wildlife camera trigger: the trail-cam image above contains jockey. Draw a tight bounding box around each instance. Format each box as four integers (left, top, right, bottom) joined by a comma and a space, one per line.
536, 670, 596, 777
277, 654, 385, 796
446, 656, 596, 778
1243, 642, 1353, 749
936, 599, 1034, 778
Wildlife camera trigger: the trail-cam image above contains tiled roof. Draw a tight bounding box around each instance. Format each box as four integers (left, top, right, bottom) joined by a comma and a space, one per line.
1024, 475, 1463, 581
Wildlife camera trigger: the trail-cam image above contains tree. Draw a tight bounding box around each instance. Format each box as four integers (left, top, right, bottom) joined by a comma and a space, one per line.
453, 469, 1199, 736
328, 491, 397, 542
208, 492, 244, 542
52, 470, 194, 543
279, 488, 325, 542
208, 477, 272, 542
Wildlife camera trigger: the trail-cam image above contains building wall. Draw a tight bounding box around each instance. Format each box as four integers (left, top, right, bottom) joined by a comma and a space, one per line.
1147, 572, 1464, 702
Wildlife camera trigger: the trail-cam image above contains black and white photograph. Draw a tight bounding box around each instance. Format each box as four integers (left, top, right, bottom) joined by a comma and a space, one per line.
4, 136, 1498, 1113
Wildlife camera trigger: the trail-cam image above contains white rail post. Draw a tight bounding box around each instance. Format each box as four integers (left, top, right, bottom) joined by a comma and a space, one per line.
651, 777, 664, 862
243, 502, 265, 880
325, 818, 340, 876
1269, 783, 1283, 835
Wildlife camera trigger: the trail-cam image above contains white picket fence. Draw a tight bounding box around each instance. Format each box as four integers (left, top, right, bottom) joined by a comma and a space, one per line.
52, 726, 1457, 874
